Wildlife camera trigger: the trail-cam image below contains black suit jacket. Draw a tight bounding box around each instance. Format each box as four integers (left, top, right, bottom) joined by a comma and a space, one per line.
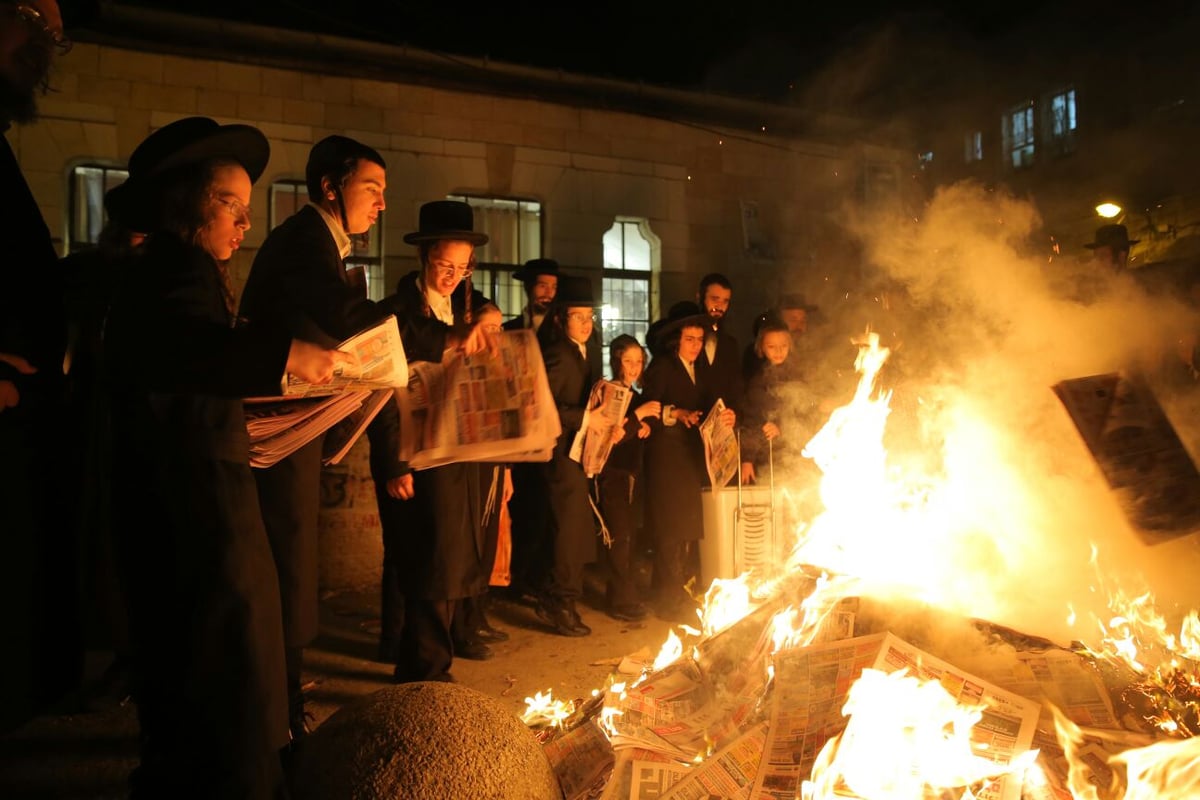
239, 204, 389, 345
694, 327, 743, 415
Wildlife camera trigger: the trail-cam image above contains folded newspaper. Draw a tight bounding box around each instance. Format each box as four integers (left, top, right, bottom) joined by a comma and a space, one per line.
570, 379, 633, 477
699, 397, 739, 489
245, 317, 409, 468
396, 328, 561, 470
280, 315, 409, 397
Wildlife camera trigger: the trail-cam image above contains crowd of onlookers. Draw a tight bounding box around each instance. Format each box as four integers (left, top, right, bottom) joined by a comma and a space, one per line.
0, 3, 849, 794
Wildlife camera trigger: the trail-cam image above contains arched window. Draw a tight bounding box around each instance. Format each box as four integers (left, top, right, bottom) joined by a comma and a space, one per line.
601, 217, 659, 374
270, 180, 386, 300
67, 163, 129, 253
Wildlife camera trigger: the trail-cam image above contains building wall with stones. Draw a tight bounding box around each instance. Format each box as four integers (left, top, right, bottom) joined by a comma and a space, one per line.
8, 32, 910, 590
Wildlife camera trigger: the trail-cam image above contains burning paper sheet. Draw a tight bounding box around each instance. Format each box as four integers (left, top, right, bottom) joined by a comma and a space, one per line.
1053, 372, 1200, 544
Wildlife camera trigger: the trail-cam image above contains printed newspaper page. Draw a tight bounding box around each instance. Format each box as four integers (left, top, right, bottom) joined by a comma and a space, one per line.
279, 315, 409, 398
661, 721, 769, 800
866, 632, 1040, 800
599, 749, 684, 800
396, 329, 561, 470
570, 379, 632, 477
699, 397, 739, 489
541, 719, 614, 800
752, 633, 886, 800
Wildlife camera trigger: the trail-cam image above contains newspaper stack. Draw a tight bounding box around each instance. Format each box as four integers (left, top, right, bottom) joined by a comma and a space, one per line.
245, 316, 408, 468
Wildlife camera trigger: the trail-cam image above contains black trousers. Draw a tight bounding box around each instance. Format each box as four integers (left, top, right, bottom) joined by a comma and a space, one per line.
394, 596, 455, 682
597, 470, 640, 608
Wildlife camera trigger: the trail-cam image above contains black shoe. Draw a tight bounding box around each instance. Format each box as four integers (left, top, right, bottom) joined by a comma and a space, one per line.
473, 623, 509, 643
536, 597, 591, 637
454, 638, 494, 660
609, 603, 648, 622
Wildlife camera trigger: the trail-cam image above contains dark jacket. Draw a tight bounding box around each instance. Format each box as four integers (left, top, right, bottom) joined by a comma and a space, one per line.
739, 358, 815, 470
376, 271, 495, 598
104, 233, 295, 766
641, 353, 709, 542
239, 204, 388, 345
695, 327, 744, 415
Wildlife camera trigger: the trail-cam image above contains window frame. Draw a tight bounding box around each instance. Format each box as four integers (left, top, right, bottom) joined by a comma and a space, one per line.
601, 216, 661, 378
66, 162, 130, 253
447, 193, 543, 321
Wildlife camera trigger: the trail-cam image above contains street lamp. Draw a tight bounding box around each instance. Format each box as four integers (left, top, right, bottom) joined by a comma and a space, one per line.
1095, 202, 1122, 219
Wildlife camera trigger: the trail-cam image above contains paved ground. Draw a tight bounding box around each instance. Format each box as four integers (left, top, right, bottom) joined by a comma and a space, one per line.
0, 577, 677, 800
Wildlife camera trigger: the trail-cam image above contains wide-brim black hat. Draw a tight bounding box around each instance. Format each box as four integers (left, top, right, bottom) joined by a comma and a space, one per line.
1084, 223, 1139, 250
513, 258, 560, 283
553, 275, 601, 308
127, 116, 270, 184
403, 200, 489, 245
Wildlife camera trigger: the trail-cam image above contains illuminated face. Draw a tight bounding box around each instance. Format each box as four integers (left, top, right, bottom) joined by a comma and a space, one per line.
761, 330, 791, 366
331, 159, 386, 235
0, 0, 64, 123
425, 240, 475, 297
530, 274, 557, 313
201, 163, 252, 262
678, 325, 705, 363
780, 308, 808, 334
701, 284, 732, 321
617, 346, 645, 384
565, 305, 594, 344
476, 304, 503, 334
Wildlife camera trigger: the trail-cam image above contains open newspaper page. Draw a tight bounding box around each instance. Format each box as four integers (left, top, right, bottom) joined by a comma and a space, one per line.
750, 632, 1040, 800
396, 329, 561, 470
570, 379, 632, 477
698, 397, 739, 489
279, 315, 409, 398
660, 721, 769, 800
542, 718, 615, 800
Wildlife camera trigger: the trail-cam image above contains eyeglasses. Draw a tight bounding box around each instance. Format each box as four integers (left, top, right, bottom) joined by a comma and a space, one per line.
212, 195, 252, 224
10, 3, 71, 54
431, 261, 473, 280
567, 311, 597, 324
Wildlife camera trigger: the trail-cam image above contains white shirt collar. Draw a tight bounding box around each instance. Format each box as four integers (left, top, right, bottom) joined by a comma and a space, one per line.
421, 279, 454, 325
308, 202, 353, 259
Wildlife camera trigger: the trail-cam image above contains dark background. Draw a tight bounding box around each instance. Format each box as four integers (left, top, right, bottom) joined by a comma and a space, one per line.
116, 0, 1055, 98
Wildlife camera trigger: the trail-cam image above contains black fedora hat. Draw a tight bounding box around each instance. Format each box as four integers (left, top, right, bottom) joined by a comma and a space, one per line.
1084, 224, 1139, 250
127, 116, 270, 184
403, 200, 489, 246
553, 275, 601, 307
513, 258, 560, 283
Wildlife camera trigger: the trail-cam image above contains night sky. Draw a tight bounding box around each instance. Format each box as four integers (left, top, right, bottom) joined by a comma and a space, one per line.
115, 0, 1058, 100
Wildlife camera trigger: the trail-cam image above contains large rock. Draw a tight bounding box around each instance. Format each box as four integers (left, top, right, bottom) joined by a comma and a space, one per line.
292, 682, 562, 800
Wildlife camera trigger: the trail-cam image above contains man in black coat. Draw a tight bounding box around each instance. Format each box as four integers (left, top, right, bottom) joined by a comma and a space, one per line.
503, 257, 559, 333
0, 0, 94, 732
693, 272, 744, 417
238, 135, 394, 740
502, 258, 560, 600
535, 275, 603, 636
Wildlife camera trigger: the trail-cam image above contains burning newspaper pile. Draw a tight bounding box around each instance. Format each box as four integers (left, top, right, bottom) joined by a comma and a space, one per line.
534, 327, 1200, 800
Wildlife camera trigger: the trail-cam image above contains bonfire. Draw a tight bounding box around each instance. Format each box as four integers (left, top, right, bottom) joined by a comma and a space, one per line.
525, 328, 1200, 800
